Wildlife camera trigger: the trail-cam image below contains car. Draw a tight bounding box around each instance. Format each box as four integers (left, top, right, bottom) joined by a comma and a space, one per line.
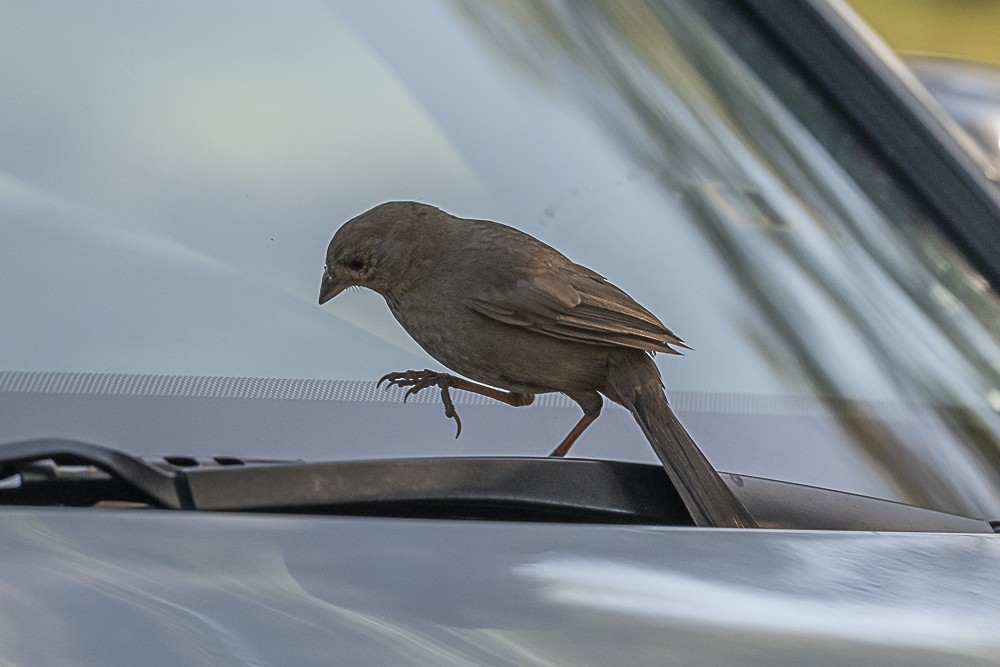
843, 1, 1000, 185
908, 56, 1000, 176
3, 0, 1000, 664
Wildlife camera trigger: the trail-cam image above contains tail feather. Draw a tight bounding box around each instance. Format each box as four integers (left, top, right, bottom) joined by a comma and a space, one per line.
608, 353, 757, 528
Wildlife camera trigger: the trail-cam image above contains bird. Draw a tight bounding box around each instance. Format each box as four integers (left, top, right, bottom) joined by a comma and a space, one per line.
318, 201, 756, 528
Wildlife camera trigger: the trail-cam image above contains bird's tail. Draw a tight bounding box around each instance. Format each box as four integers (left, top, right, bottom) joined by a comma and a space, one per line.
608, 352, 758, 528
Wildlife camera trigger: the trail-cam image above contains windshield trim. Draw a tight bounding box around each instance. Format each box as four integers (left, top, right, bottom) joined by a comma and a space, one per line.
724, 0, 1000, 290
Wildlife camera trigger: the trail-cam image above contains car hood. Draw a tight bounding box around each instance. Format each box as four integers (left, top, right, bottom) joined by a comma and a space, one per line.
4, 509, 999, 666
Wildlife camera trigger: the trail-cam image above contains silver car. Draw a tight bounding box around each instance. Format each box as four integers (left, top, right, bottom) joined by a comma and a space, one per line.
2, 0, 1000, 664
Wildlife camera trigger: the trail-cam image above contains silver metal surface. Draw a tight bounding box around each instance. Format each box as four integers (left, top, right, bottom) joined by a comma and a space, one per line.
3, 509, 998, 666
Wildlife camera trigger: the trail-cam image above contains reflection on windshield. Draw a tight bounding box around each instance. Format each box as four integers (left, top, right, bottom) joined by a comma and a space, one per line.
452, 0, 1000, 515
2, 0, 1000, 515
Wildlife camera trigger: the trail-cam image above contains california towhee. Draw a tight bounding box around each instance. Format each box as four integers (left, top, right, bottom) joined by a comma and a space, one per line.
319, 201, 756, 528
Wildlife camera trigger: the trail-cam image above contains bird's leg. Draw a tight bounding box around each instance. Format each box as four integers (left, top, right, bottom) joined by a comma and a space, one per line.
549, 413, 597, 457
377, 369, 534, 438
550, 391, 604, 457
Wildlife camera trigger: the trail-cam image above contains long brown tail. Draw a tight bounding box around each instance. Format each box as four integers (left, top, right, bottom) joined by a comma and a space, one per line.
608, 352, 758, 528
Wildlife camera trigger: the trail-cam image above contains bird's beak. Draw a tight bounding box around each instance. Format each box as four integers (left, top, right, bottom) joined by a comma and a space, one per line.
318, 271, 348, 305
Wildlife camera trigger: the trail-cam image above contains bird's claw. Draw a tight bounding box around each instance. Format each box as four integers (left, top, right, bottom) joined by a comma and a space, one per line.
376, 370, 463, 438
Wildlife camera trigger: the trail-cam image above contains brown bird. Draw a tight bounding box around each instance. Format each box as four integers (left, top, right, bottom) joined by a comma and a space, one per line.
319, 201, 756, 528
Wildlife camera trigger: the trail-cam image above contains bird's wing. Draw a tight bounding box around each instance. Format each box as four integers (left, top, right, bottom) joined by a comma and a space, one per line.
462, 263, 689, 354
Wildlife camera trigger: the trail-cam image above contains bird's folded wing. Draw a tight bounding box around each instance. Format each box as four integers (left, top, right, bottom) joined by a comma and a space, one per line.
461, 265, 688, 353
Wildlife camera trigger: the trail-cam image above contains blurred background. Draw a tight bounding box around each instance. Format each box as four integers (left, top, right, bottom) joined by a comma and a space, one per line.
851, 0, 1000, 175
850, 0, 1000, 64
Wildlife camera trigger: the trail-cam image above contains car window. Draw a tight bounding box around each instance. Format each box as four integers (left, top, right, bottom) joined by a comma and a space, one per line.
3, 0, 1000, 517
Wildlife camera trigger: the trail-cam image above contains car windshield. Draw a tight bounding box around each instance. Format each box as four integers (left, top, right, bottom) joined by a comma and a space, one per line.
3, 0, 1000, 518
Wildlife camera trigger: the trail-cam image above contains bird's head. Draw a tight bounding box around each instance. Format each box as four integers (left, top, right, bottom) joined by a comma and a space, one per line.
318, 201, 448, 305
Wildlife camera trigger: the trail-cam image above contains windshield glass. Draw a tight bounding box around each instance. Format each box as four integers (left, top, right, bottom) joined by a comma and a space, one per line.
3, 0, 1000, 517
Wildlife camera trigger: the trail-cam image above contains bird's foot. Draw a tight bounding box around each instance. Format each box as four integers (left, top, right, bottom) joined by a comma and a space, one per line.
377, 370, 463, 438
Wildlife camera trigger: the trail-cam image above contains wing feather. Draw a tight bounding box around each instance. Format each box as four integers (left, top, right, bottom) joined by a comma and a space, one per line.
461, 261, 688, 354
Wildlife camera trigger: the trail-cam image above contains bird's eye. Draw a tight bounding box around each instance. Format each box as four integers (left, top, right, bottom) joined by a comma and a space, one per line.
343, 257, 366, 272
